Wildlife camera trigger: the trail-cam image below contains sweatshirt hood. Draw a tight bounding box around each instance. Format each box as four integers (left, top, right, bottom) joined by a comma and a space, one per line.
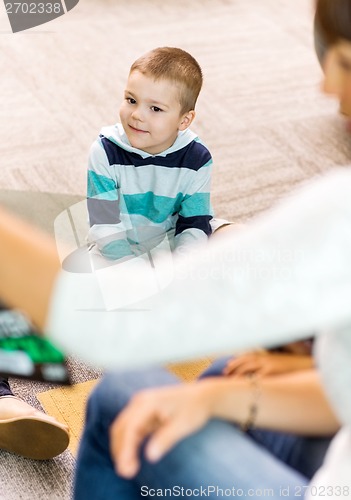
100, 123, 198, 159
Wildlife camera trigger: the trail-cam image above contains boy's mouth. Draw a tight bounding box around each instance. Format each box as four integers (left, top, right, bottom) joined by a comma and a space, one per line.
129, 124, 149, 134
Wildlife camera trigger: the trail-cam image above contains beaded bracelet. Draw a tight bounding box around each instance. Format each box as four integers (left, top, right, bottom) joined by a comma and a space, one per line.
241, 374, 261, 431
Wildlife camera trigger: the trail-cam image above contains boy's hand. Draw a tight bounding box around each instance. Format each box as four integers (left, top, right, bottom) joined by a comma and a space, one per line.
223, 351, 313, 378
109, 383, 213, 479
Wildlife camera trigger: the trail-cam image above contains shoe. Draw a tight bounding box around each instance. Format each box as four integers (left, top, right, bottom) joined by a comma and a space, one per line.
0, 395, 70, 459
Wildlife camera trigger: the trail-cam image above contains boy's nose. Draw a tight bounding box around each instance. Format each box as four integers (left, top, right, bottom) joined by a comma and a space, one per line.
131, 107, 144, 121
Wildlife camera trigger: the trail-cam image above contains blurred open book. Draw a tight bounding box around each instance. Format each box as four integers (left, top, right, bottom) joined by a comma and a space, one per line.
0, 304, 71, 385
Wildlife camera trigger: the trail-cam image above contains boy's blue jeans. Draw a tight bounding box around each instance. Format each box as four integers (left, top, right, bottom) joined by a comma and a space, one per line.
74, 359, 331, 500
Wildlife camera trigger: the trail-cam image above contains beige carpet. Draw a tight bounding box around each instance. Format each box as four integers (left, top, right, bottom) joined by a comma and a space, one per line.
1, 0, 351, 498
37, 379, 99, 458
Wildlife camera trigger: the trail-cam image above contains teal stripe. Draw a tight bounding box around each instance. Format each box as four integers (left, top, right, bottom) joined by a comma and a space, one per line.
179, 193, 211, 217
203, 159, 213, 168
88, 171, 117, 200
101, 240, 134, 260
122, 192, 184, 223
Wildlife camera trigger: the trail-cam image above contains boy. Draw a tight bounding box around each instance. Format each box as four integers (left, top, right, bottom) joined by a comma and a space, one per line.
87, 47, 214, 260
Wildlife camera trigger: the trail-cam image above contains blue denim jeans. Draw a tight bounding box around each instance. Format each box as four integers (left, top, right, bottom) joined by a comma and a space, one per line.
74, 360, 331, 500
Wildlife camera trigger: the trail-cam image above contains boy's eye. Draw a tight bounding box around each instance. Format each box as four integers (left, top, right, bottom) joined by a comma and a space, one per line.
151, 106, 163, 112
127, 97, 136, 104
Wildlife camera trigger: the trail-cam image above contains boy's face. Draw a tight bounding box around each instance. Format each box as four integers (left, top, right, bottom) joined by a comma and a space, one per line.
322, 39, 351, 126
120, 70, 194, 155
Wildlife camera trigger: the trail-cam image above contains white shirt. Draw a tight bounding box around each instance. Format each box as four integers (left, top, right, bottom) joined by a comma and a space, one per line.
48, 169, 351, 496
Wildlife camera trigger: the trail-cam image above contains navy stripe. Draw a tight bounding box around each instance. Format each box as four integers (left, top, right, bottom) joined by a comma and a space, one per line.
87, 198, 121, 226
100, 136, 211, 171
175, 215, 213, 236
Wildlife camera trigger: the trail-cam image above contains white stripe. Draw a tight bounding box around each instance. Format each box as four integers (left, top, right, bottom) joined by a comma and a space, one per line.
113, 163, 211, 198
88, 140, 116, 180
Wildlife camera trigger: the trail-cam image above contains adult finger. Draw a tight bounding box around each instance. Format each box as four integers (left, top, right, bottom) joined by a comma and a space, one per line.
110, 397, 159, 478
225, 358, 262, 376
145, 414, 204, 463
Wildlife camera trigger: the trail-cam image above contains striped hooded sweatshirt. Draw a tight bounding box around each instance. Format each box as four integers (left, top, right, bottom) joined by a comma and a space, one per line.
87, 123, 213, 258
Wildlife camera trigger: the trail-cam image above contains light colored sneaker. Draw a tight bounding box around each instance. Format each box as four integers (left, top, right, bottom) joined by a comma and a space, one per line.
0, 395, 70, 459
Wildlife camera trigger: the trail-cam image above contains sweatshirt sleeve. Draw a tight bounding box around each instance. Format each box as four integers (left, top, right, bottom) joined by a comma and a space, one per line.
87, 138, 120, 227
174, 147, 213, 251
47, 169, 351, 370
86, 139, 134, 259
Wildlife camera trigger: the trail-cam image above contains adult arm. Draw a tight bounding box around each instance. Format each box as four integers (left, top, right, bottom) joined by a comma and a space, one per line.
111, 369, 339, 478
0, 207, 60, 331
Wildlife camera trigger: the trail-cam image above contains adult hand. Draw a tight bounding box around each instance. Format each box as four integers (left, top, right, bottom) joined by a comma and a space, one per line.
109, 382, 214, 478
223, 351, 313, 377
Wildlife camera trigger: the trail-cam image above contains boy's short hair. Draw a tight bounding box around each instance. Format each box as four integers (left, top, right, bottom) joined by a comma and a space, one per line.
130, 47, 203, 114
315, 0, 351, 47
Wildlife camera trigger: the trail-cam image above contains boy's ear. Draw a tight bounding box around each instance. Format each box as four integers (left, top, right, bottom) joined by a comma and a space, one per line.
178, 110, 195, 131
